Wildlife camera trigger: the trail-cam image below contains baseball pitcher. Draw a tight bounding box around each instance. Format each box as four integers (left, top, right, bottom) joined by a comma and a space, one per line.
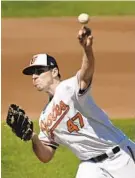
6, 25, 135, 178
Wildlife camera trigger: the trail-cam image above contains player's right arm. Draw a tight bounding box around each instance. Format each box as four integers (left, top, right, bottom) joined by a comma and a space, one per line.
77, 26, 94, 91
31, 132, 56, 163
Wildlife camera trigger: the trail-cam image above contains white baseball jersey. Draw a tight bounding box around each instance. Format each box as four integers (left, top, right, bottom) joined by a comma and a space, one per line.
38, 72, 127, 160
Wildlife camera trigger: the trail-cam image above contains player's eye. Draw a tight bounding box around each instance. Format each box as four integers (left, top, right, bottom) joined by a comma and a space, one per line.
36, 69, 45, 75
34, 68, 49, 75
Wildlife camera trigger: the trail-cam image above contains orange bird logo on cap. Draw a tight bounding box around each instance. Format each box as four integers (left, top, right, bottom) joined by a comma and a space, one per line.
30, 55, 38, 65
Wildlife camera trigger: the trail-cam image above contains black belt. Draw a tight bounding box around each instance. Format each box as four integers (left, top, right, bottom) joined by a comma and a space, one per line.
90, 146, 120, 162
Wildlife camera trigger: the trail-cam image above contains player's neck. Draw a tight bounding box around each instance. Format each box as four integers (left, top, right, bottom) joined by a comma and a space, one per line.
47, 78, 61, 96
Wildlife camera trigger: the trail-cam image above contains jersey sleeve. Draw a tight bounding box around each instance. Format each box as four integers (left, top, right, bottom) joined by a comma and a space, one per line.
73, 71, 92, 98
38, 130, 59, 149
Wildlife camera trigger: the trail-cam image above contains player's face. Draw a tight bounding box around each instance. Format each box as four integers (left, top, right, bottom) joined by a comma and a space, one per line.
32, 67, 53, 91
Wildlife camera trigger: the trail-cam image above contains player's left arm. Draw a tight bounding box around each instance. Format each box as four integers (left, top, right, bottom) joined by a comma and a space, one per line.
78, 26, 94, 90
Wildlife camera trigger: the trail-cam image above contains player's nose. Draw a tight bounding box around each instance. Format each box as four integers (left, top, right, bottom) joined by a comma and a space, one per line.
32, 74, 38, 80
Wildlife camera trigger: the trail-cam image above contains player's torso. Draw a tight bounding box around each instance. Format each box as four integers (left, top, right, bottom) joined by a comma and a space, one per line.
39, 87, 83, 143
39, 78, 126, 160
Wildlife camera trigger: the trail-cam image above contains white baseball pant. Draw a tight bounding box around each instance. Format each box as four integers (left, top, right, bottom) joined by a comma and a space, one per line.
76, 139, 135, 178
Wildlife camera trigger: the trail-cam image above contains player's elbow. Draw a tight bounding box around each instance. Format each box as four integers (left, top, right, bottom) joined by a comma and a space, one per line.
35, 151, 55, 163
38, 156, 53, 163
33, 146, 55, 163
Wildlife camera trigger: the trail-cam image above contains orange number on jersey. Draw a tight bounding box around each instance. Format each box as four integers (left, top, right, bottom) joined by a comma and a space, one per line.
67, 112, 84, 133
67, 119, 79, 132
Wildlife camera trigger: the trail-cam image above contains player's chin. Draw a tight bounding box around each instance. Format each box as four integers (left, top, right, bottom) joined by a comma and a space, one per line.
36, 86, 48, 92
35, 85, 44, 91
37, 88, 43, 91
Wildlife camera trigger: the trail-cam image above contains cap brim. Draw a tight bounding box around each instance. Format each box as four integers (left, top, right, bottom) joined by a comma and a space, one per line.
22, 65, 48, 75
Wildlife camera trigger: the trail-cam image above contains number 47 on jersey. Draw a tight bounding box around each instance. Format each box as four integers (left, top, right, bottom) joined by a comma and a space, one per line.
67, 112, 84, 133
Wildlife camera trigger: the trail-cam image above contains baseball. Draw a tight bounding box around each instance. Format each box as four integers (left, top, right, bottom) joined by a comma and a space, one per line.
78, 13, 89, 24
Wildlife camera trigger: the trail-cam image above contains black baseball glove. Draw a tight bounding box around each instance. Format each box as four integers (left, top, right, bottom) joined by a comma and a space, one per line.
6, 104, 33, 141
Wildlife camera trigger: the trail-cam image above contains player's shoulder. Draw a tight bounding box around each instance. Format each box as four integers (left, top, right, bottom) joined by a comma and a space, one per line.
60, 76, 76, 86
56, 76, 76, 94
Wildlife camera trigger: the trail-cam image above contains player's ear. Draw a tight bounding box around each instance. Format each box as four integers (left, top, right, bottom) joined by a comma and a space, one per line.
52, 67, 59, 78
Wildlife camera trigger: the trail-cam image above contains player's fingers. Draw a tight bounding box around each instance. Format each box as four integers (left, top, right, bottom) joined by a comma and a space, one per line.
78, 29, 87, 40
87, 35, 93, 46
78, 29, 83, 37
88, 35, 93, 40
77, 32, 83, 43
81, 25, 85, 30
